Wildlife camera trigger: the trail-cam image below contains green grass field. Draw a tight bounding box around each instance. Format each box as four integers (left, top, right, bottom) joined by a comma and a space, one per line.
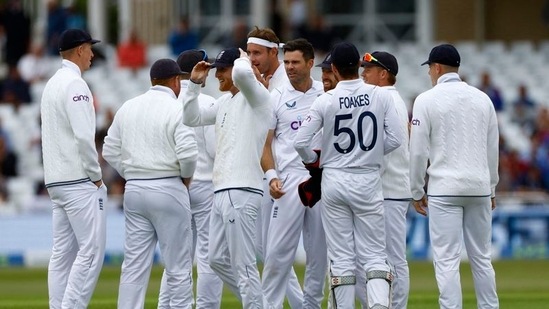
0, 260, 548, 308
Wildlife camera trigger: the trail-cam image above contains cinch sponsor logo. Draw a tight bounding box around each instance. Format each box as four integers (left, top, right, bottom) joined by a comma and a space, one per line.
73, 94, 90, 102
290, 115, 304, 130
99, 198, 103, 210
411, 118, 420, 126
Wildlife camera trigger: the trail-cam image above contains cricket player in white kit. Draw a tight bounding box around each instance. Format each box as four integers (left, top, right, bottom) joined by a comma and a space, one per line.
261, 38, 326, 309
183, 47, 272, 308
294, 42, 405, 309
247, 27, 303, 308
410, 44, 499, 309
103, 59, 198, 309
361, 51, 411, 309
158, 49, 224, 309
41, 29, 106, 309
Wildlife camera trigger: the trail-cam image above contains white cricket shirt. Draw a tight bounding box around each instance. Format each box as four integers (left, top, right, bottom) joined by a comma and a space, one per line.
409, 73, 499, 200
381, 86, 412, 199
103, 85, 198, 180
183, 57, 272, 193
41, 59, 101, 187
269, 79, 324, 174
294, 79, 405, 170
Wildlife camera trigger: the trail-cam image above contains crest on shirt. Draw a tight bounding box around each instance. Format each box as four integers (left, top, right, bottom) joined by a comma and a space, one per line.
411, 118, 421, 126
285, 100, 297, 109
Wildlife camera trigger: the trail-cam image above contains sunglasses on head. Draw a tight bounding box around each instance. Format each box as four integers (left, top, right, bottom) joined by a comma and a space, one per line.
362, 53, 391, 73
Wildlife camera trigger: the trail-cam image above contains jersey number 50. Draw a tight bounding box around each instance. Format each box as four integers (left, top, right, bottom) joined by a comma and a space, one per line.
333, 112, 377, 154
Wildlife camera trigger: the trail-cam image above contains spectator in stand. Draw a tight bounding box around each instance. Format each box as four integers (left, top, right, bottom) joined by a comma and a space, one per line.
65, 3, 86, 30
302, 14, 335, 54
17, 43, 52, 84
0, 0, 31, 67
46, 0, 67, 56
117, 29, 147, 75
0, 135, 17, 178
531, 108, 549, 190
168, 17, 198, 57
510, 84, 537, 132
1, 65, 32, 109
478, 71, 504, 112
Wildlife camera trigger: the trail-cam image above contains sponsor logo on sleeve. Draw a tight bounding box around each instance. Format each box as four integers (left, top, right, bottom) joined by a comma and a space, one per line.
72, 94, 90, 103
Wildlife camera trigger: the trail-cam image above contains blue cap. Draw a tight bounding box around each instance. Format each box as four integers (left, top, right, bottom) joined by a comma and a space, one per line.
315, 52, 333, 69
211, 48, 240, 68
330, 42, 360, 68
58, 29, 100, 52
421, 44, 460, 67
150, 58, 185, 80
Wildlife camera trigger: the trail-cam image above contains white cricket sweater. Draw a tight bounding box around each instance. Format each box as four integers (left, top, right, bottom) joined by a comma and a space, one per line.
183, 57, 272, 193
409, 73, 499, 200
268, 61, 290, 92
180, 80, 216, 182
103, 86, 197, 180
41, 59, 102, 187
381, 86, 412, 199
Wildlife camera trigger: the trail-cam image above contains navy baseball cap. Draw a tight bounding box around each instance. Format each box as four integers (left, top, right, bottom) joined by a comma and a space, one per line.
421, 44, 461, 67
361, 51, 399, 76
176, 49, 210, 73
211, 48, 240, 68
315, 52, 333, 69
58, 29, 100, 52
150, 58, 185, 80
330, 42, 360, 68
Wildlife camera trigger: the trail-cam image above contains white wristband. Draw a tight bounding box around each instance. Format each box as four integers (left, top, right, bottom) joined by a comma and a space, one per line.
265, 169, 278, 184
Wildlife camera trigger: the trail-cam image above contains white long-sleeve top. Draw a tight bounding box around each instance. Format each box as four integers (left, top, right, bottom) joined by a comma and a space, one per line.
294, 79, 405, 170
182, 57, 272, 193
179, 80, 216, 182
409, 73, 499, 200
269, 79, 324, 174
381, 86, 412, 199
103, 85, 197, 180
41, 59, 101, 187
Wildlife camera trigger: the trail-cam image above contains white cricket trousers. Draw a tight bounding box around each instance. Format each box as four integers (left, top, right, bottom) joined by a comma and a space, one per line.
322, 168, 390, 309
428, 196, 499, 309
209, 189, 262, 309
257, 178, 304, 308
47, 181, 107, 309
158, 180, 223, 309
384, 199, 410, 309
262, 170, 326, 309
118, 178, 193, 309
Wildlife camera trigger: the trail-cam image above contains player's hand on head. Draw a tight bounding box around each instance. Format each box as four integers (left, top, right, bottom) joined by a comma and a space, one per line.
190, 61, 211, 84
269, 178, 286, 199
413, 195, 428, 216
